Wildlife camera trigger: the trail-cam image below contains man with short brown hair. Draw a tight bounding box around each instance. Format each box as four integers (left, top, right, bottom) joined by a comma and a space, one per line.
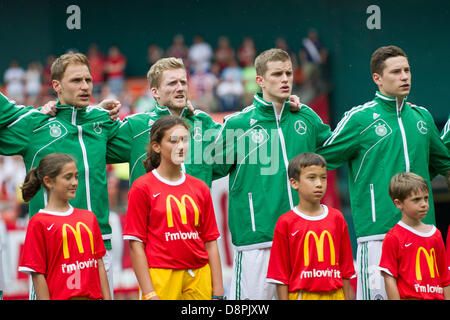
318, 45, 450, 300
212, 48, 331, 299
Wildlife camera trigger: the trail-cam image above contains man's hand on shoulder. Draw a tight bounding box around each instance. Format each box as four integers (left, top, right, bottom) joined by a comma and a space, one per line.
289, 95, 301, 112
187, 100, 195, 116
40, 100, 57, 116
40, 99, 123, 122
99, 99, 122, 121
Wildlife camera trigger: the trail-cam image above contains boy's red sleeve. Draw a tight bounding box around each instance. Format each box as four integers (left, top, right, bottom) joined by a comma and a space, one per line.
339, 218, 356, 279
266, 219, 291, 285
379, 232, 399, 278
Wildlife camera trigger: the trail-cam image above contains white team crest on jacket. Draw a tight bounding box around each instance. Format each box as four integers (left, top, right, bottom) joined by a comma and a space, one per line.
251, 130, 265, 143
375, 123, 388, 136
192, 126, 202, 142
49, 124, 62, 137
294, 120, 307, 135
93, 122, 103, 134
417, 120, 427, 134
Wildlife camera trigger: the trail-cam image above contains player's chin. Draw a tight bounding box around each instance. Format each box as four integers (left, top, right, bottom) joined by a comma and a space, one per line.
77, 100, 91, 108
171, 98, 187, 109
278, 91, 291, 100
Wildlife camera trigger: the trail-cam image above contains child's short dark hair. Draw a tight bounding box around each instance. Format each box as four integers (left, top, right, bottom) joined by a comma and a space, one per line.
388, 172, 429, 202
288, 152, 327, 180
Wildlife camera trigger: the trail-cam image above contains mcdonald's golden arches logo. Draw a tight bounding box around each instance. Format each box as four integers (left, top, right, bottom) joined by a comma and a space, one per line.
166, 194, 199, 228
304, 230, 336, 266
415, 247, 439, 281
62, 222, 95, 259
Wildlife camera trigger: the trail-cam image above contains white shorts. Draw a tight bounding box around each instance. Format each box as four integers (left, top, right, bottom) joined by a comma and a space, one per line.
102, 249, 114, 299
356, 240, 387, 300
229, 247, 276, 300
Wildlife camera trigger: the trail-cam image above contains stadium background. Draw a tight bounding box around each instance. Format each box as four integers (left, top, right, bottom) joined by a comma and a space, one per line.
0, 0, 448, 299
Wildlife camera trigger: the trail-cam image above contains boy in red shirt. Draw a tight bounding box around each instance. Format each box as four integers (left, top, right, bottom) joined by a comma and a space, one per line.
267, 152, 355, 300
379, 172, 450, 300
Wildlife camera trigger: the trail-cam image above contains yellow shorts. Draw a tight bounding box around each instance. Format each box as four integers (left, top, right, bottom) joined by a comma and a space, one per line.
288, 288, 345, 300
140, 264, 212, 300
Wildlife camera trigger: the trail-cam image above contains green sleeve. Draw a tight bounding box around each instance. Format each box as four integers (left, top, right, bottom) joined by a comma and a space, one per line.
305, 106, 332, 147
212, 119, 236, 180
441, 117, 450, 150
428, 114, 450, 177
0, 92, 35, 128
0, 112, 33, 156
106, 119, 132, 164
316, 110, 360, 170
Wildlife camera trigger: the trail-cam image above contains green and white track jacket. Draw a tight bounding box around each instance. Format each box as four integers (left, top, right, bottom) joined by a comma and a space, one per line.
441, 115, 450, 150
318, 91, 450, 242
213, 92, 332, 250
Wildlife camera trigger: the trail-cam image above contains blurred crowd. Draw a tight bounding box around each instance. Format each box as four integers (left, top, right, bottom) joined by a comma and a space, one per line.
2, 30, 330, 116
0, 30, 331, 221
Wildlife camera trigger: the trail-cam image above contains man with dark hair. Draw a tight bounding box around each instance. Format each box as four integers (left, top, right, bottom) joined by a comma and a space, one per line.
370, 45, 407, 75
317, 45, 450, 300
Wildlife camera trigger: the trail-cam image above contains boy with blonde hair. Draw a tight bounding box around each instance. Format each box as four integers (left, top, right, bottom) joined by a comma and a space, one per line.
267, 152, 355, 300
379, 172, 450, 300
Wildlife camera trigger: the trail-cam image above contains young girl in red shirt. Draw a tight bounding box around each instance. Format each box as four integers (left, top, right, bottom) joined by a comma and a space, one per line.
18, 153, 111, 300
123, 115, 224, 300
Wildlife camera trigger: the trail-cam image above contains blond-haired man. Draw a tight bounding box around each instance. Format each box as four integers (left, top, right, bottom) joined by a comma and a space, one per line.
0, 52, 128, 298
109, 57, 222, 187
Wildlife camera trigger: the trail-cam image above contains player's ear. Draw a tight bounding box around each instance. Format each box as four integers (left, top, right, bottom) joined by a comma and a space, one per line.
255, 75, 264, 88
52, 80, 61, 94
150, 87, 160, 101
372, 72, 382, 86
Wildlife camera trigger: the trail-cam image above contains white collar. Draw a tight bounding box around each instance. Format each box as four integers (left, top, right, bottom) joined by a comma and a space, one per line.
293, 204, 328, 221
39, 205, 74, 216
397, 221, 436, 238
152, 169, 186, 186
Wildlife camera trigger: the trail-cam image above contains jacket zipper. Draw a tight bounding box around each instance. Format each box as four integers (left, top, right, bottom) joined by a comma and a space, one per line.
248, 192, 256, 232
396, 99, 410, 172
73, 108, 92, 212
370, 184, 376, 222
272, 102, 294, 209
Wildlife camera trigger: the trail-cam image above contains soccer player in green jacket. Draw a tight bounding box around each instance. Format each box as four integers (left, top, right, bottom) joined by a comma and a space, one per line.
0, 53, 126, 297
317, 45, 450, 300
106, 57, 221, 188
442, 116, 450, 150
442, 115, 450, 187
106, 57, 302, 188
212, 48, 332, 299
